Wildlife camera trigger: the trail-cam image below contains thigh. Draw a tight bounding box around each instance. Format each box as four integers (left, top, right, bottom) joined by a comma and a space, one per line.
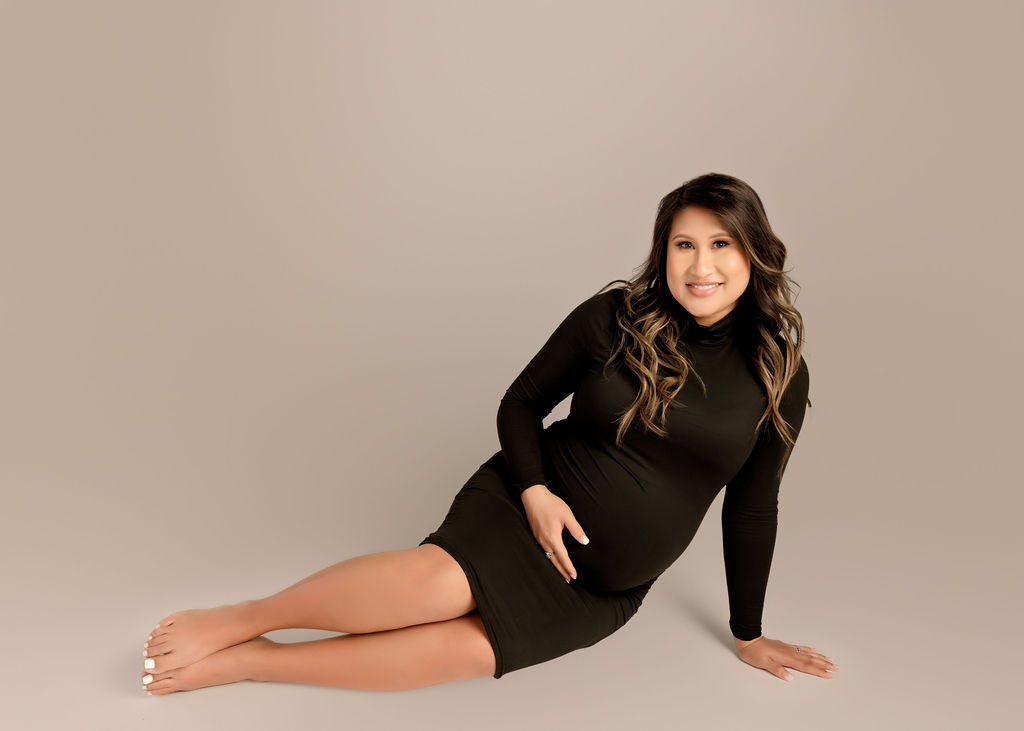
429, 611, 497, 681
398, 543, 477, 620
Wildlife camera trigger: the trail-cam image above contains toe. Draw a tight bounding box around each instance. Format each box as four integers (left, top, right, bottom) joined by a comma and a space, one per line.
145, 636, 172, 656
158, 613, 180, 628
148, 650, 186, 674
147, 678, 177, 695
143, 670, 175, 694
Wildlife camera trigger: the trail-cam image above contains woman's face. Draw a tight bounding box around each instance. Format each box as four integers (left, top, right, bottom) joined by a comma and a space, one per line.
665, 206, 751, 326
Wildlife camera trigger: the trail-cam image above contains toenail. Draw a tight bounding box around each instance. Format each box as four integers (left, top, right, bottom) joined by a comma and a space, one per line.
142, 674, 153, 685
144, 658, 155, 670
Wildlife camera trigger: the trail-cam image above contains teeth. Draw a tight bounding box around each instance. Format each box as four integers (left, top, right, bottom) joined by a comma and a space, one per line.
690, 283, 719, 290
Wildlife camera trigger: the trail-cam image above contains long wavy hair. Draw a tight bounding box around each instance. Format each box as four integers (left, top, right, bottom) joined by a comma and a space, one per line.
594, 172, 811, 463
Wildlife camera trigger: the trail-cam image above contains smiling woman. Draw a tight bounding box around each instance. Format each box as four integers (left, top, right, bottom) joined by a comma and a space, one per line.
141, 172, 836, 695
666, 207, 752, 327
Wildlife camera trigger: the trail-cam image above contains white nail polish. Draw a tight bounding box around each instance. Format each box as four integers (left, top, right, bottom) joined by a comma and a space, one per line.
147, 635, 152, 641
144, 658, 155, 670
142, 674, 153, 685
143, 650, 147, 657
144, 642, 148, 648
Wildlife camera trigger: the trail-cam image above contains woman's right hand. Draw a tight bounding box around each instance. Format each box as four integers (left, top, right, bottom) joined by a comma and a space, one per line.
520, 484, 590, 583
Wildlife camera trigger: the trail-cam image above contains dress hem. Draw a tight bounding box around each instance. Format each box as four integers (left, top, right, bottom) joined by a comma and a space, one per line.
419, 534, 507, 679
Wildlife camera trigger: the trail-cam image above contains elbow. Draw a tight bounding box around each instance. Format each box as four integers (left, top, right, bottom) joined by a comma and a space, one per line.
498, 391, 544, 420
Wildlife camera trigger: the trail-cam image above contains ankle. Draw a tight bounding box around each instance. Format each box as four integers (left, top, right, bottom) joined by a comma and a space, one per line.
233, 599, 271, 638
242, 638, 277, 683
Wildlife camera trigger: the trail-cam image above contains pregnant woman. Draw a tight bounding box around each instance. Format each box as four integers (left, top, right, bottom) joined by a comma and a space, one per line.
140, 172, 838, 694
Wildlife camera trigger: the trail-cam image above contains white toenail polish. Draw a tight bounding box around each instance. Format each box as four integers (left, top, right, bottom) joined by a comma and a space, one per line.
144, 658, 155, 670
142, 674, 153, 685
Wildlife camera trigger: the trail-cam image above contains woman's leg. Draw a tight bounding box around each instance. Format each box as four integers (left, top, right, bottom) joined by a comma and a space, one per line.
143, 612, 496, 694
144, 544, 475, 674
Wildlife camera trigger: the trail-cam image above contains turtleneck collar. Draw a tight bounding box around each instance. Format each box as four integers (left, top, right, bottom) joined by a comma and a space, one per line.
679, 301, 743, 348
684, 303, 741, 346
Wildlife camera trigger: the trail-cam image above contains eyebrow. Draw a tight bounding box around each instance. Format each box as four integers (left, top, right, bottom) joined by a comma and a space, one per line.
671, 232, 734, 241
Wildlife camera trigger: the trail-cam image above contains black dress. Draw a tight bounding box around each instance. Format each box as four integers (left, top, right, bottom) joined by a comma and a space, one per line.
420, 286, 810, 678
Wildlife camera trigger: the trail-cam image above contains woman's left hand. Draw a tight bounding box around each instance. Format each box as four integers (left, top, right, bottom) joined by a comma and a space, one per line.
733, 636, 839, 681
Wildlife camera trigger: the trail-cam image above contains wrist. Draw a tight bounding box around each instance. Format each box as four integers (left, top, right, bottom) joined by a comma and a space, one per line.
520, 483, 549, 502
733, 635, 763, 650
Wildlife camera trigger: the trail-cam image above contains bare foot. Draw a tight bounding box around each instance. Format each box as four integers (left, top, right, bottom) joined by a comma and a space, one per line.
143, 601, 262, 674
142, 636, 273, 695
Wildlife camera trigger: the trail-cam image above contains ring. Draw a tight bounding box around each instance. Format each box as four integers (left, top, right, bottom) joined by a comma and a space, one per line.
795, 646, 802, 653
544, 551, 554, 559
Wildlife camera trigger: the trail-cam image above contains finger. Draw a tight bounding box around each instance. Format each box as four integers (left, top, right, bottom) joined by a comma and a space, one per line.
565, 515, 590, 546
801, 657, 837, 679
813, 657, 840, 675
551, 539, 577, 582
540, 544, 570, 582
795, 647, 838, 669
768, 660, 792, 681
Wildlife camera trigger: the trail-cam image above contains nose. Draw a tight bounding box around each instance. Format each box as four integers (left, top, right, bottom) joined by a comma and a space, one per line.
691, 248, 716, 278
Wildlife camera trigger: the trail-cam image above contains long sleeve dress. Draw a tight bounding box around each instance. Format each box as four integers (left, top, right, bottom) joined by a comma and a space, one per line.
420, 285, 811, 678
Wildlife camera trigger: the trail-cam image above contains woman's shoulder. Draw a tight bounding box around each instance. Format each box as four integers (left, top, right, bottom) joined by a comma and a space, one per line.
555, 284, 625, 350
567, 284, 626, 321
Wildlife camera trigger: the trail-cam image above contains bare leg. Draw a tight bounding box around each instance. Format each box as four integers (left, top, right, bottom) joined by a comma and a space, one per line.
144, 544, 475, 674
143, 613, 496, 694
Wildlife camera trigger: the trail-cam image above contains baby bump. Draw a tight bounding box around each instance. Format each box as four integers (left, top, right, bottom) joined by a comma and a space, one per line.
558, 484, 692, 592
542, 441, 714, 593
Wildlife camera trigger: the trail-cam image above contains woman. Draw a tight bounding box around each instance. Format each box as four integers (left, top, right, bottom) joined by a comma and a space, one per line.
140, 172, 838, 694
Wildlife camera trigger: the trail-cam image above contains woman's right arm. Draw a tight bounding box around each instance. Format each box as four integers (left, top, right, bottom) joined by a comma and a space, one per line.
495, 290, 616, 580
495, 290, 614, 493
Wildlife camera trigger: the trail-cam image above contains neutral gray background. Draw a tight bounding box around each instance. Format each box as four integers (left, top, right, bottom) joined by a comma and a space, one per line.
2, 1, 1020, 729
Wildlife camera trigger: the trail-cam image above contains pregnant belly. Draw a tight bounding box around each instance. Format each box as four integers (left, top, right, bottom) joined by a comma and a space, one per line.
544, 435, 716, 592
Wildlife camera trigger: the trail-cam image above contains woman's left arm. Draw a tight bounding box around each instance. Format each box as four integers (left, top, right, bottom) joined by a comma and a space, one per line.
721, 355, 837, 680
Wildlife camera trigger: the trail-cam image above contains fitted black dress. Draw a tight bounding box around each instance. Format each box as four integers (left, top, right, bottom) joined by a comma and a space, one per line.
420, 286, 810, 678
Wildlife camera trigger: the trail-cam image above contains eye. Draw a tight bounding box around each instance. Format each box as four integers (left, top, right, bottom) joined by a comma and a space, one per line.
673, 240, 732, 249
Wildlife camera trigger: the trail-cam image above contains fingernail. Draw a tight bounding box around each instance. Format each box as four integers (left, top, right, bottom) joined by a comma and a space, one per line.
142, 674, 154, 685
144, 642, 148, 648
144, 658, 155, 670
581, 536, 589, 545
785, 673, 792, 681
571, 573, 577, 580
566, 577, 570, 583
143, 650, 148, 657
147, 635, 152, 641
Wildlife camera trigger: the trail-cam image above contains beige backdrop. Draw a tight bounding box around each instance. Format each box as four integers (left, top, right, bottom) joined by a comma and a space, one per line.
1, 1, 1020, 729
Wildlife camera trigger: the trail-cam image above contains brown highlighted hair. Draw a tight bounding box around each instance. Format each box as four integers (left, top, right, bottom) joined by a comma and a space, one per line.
595, 172, 810, 459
